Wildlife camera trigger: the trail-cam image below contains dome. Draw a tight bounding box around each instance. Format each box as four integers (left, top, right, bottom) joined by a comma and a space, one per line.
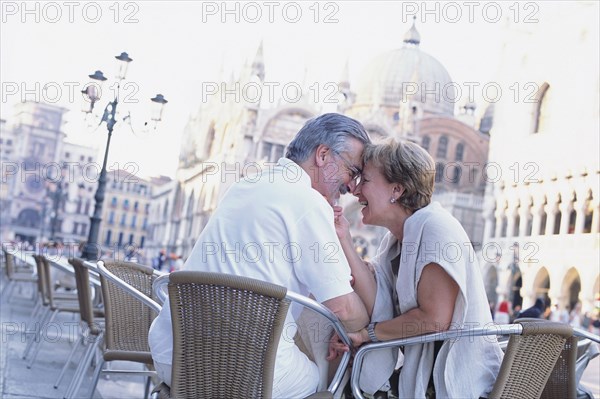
354, 23, 455, 116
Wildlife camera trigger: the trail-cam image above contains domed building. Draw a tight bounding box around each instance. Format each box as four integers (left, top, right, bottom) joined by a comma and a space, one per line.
351, 22, 455, 126
339, 21, 491, 259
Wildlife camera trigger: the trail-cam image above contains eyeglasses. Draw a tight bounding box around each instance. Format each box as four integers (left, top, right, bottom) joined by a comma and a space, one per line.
333, 151, 362, 184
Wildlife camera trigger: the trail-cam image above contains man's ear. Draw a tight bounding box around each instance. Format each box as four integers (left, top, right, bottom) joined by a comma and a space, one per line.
315, 144, 330, 167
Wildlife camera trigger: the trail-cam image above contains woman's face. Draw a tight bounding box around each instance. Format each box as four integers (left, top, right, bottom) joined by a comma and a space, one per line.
353, 161, 400, 228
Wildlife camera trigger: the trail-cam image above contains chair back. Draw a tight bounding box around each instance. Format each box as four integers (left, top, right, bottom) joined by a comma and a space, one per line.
540, 335, 578, 398
32, 255, 49, 305
38, 255, 69, 310
489, 319, 573, 399
69, 258, 102, 336
98, 261, 156, 358
5, 251, 16, 278
167, 271, 290, 399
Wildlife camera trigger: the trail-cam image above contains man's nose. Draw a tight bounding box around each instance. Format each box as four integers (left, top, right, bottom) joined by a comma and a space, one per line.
350, 180, 361, 196
347, 179, 358, 194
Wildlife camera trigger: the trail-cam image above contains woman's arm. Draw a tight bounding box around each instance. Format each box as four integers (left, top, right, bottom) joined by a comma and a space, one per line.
334, 207, 377, 317
351, 263, 459, 345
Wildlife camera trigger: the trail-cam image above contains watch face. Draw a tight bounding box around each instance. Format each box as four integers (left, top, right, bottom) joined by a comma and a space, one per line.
26, 175, 44, 193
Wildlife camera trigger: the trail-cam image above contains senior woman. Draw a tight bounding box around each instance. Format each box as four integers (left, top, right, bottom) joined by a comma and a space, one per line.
332, 139, 503, 398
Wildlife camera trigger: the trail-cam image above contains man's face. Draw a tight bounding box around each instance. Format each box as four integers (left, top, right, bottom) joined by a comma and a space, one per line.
316, 138, 364, 206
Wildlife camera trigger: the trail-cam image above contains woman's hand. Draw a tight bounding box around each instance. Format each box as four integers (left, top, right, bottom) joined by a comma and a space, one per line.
333, 205, 350, 241
326, 329, 371, 361
326, 332, 349, 361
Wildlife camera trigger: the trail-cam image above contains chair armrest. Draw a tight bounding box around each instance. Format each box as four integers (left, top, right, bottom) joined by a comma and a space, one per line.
97, 261, 162, 314
350, 324, 523, 399
573, 327, 600, 343
285, 290, 353, 394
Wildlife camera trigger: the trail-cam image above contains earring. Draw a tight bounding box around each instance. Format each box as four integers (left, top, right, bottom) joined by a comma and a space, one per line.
390, 198, 396, 204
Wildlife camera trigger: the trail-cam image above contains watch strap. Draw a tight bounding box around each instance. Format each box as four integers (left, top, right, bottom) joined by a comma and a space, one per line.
367, 322, 379, 342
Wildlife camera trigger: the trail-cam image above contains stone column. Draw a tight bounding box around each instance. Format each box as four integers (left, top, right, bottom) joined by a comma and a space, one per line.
573, 200, 587, 234
483, 209, 495, 242
506, 205, 517, 238
544, 202, 557, 236
530, 200, 544, 236
494, 207, 505, 238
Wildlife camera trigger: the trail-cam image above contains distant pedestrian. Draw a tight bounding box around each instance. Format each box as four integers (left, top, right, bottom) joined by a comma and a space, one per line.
494, 301, 510, 324
153, 249, 167, 271
171, 255, 184, 272
518, 298, 546, 319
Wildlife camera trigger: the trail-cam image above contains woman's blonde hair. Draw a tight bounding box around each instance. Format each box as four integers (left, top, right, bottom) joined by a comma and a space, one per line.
363, 138, 435, 211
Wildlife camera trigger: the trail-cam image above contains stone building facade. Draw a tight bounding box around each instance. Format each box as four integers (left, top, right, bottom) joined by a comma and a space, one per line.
480, 3, 599, 316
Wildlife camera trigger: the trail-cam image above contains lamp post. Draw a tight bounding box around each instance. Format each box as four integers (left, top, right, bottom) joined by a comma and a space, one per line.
80, 52, 167, 261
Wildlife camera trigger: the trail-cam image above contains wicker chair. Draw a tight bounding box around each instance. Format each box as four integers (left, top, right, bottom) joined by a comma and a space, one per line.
22, 255, 80, 368
350, 319, 574, 399
56, 258, 104, 393
151, 271, 353, 399
1, 249, 37, 302
80, 260, 160, 399
509, 317, 578, 399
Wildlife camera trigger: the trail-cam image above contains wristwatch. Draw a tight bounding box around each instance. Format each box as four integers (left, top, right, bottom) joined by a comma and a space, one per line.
367, 322, 379, 342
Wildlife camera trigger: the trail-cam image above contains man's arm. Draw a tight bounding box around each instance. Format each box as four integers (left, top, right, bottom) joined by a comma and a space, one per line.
323, 291, 370, 332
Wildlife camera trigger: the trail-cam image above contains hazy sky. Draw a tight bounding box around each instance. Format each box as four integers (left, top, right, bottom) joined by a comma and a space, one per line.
0, 1, 582, 178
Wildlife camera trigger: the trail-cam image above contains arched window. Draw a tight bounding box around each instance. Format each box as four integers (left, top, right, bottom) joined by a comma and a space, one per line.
554, 211, 561, 235
435, 162, 444, 183
17, 209, 41, 228
583, 192, 594, 233
532, 82, 550, 134
436, 135, 448, 158
539, 211, 547, 235
568, 209, 576, 234
455, 142, 465, 161
500, 215, 508, 238
421, 135, 430, 151
450, 165, 461, 185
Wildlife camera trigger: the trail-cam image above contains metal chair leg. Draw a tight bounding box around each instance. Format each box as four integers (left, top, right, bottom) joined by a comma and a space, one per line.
54, 335, 83, 388
21, 308, 52, 360
64, 332, 103, 399
26, 308, 59, 368
87, 357, 105, 399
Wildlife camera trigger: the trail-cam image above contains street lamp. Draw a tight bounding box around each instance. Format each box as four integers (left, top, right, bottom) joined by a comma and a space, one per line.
81, 52, 168, 261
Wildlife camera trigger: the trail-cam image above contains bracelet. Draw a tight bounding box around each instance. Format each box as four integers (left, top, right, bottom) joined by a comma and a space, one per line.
367, 322, 379, 342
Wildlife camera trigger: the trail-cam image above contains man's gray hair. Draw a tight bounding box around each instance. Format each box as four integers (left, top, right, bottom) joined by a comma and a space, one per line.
285, 113, 371, 162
